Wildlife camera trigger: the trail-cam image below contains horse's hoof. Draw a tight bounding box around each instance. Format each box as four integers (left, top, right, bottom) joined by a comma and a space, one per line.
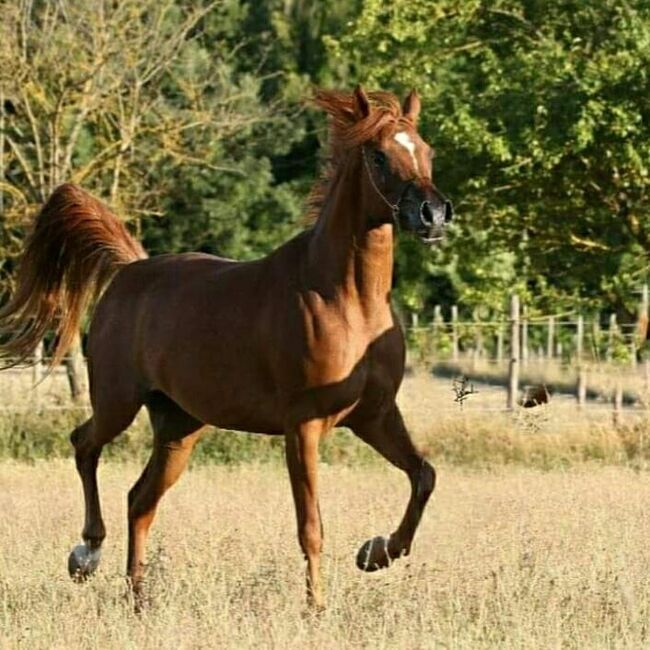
68, 544, 101, 582
356, 536, 392, 572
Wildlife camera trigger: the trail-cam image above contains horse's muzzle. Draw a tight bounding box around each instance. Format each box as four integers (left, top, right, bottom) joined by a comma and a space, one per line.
419, 198, 453, 228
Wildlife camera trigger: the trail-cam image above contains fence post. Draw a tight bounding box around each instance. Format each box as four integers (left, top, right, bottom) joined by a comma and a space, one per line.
521, 305, 529, 367
508, 294, 520, 410
64, 334, 86, 402
31, 340, 44, 385
606, 313, 617, 363
433, 305, 442, 334
577, 367, 587, 408
638, 283, 649, 339
432, 305, 442, 358
576, 315, 584, 362
632, 284, 648, 368
451, 305, 459, 362
31, 340, 44, 409
591, 318, 601, 361
474, 309, 484, 361
576, 314, 586, 408
547, 316, 555, 360
613, 377, 623, 426
496, 325, 504, 365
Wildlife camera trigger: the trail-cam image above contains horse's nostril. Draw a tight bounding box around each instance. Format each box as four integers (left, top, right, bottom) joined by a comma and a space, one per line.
444, 200, 454, 223
420, 201, 434, 227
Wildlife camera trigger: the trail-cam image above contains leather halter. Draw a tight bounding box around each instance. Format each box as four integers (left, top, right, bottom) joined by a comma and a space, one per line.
361, 146, 401, 225
361, 146, 423, 229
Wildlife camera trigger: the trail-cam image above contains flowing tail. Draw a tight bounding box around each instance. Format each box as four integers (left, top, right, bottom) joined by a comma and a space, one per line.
0, 183, 147, 367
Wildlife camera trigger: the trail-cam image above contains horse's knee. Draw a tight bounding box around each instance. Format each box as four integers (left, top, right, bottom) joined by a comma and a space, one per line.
70, 421, 89, 451
70, 420, 99, 465
300, 520, 322, 558
70, 426, 81, 448
414, 459, 435, 501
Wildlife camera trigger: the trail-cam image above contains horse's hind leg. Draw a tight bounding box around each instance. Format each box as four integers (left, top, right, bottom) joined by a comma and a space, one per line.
68, 397, 142, 580
348, 403, 435, 571
126, 393, 204, 603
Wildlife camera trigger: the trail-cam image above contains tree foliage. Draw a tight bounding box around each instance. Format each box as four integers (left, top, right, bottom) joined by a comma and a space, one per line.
331, 0, 650, 318
1, 0, 649, 324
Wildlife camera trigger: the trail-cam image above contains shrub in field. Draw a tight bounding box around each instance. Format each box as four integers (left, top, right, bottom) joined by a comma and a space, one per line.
3, 405, 650, 471
0, 411, 379, 467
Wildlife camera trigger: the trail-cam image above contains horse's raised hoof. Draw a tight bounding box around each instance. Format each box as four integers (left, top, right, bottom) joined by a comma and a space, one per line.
356, 535, 393, 572
68, 544, 101, 582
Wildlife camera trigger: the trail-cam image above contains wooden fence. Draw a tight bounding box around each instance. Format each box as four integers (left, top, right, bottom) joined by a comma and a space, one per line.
407, 286, 650, 413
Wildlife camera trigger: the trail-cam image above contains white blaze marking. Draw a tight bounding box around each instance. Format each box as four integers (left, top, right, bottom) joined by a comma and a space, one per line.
394, 131, 419, 174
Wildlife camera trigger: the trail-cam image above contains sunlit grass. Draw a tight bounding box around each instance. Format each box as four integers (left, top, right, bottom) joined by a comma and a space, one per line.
1, 461, 649, 648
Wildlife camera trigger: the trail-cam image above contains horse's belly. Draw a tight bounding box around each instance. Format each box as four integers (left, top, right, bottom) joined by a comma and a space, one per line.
156, 352, 366, 435
157, 364, 287, 434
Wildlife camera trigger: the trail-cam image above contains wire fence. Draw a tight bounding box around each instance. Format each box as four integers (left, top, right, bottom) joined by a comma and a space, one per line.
403, 289, 650, 419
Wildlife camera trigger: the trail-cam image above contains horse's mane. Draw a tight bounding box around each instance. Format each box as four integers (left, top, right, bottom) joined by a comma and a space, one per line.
306, 88, 412, 223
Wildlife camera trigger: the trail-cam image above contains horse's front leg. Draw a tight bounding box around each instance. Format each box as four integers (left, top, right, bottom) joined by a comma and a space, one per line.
349, 404, 435, 571
285, 419, 328, 609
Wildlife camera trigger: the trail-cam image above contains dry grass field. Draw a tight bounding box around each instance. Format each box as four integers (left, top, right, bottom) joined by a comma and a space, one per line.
4, 366, 650, 468
2, 368, 650, 647
2, 461, 650, 648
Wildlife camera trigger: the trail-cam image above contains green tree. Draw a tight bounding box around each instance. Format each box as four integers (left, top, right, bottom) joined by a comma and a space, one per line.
331, 0, 650, 319
142, 0, 363, 260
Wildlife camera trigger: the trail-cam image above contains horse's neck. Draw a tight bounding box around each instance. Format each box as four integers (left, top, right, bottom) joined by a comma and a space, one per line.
307, 158, 394, 316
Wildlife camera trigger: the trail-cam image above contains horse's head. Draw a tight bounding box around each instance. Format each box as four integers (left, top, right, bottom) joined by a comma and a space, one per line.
313, 86, 453, 244
357, 87, 453, 243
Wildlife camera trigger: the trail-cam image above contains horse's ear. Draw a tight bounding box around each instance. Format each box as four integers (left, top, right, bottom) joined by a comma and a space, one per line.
353, 85, 370, 120
402, 89, 421, 124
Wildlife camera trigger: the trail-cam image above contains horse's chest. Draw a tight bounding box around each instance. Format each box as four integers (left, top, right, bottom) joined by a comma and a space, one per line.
306, 335, 366, 384
298, 291, 393, 387
302, 318, 381, 388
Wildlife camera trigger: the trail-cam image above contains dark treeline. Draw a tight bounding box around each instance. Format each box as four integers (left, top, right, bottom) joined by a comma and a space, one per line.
1, 0, 649, 327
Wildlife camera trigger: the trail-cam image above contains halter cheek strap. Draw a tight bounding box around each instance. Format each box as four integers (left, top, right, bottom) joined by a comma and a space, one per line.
362, 147, 401, 223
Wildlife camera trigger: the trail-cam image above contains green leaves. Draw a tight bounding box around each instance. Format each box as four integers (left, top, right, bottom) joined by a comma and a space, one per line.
329, 0, 650, 318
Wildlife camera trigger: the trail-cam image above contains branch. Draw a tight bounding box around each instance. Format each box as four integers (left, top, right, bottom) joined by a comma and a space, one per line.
484, 8, 547, 42
0, 181, 29, 206
60, 60, 107, 180
5, 134, 38, 198
138, 1, 223, 87
69, 139, 127, 184
569, 234, 612, 251
19, 87, 46, 199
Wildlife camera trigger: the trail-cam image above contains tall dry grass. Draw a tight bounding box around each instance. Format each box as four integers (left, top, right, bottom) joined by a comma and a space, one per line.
2, 367, 650, 469
1, 461, 649, 648
2, 368, 650, 646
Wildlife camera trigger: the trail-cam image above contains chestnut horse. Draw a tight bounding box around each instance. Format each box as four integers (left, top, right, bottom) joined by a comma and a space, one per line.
0, 87, 452, 608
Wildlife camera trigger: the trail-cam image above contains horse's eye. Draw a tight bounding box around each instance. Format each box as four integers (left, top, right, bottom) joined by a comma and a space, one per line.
373, 150, 387, 167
